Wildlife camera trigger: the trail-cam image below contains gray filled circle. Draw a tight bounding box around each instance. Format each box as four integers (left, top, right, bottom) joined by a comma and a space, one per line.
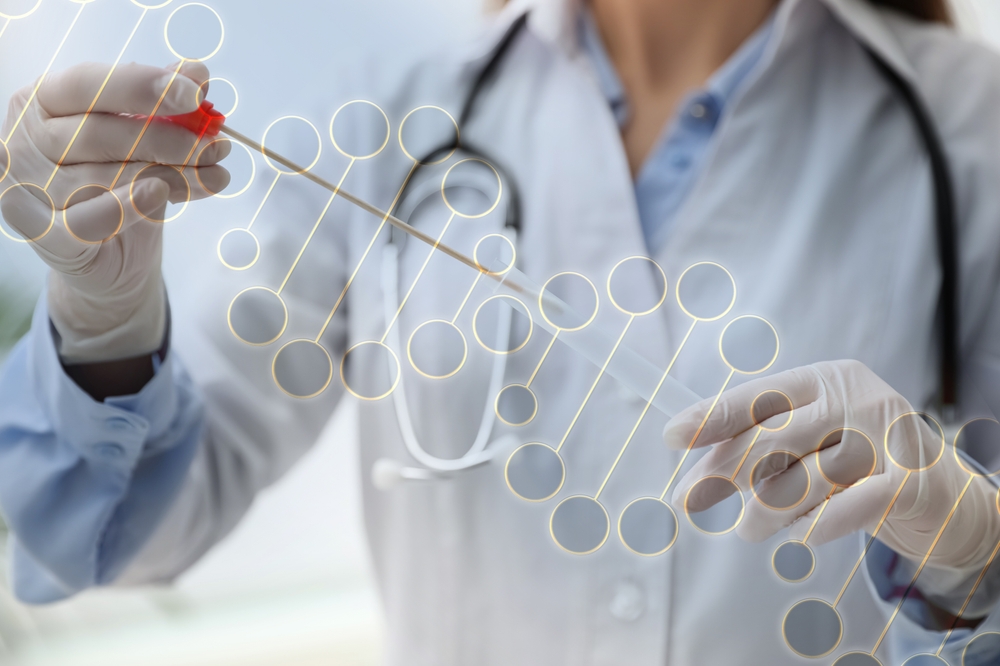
619, 498, 678, 556
783, 599, 843, 658
496, 384, 537, 426
550, 496, 609, 554
505, 443, 564, 501
901, 655, 949, 666
228, 288, 287, 346
773, 541, 815, 582
833, 652, 882, 666
273, 340, 333, 399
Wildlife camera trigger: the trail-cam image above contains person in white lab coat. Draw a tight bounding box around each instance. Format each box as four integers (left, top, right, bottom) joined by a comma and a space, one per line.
2, 0, 1000, 663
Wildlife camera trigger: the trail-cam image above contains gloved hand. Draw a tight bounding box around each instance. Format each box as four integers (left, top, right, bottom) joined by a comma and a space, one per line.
0, 61, 230, 363
665, 360, 1000, 581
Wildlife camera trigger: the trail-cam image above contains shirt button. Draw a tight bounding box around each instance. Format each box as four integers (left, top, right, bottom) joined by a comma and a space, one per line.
670, 154, 691, 169
609, 581, 646, 622
95, 443, 126, 459
105, 417, 135, 431
689, 103, 707, 119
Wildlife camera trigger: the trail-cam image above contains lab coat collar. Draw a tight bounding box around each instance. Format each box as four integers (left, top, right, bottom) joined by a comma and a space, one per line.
491, 0, 917, 82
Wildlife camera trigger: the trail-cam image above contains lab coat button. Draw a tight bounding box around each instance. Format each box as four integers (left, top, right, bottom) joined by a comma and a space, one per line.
609, 581, 646, 622
95, 443, 126, 459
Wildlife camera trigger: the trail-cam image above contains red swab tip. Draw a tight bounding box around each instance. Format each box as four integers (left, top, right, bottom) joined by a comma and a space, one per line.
160, 100, 226, 137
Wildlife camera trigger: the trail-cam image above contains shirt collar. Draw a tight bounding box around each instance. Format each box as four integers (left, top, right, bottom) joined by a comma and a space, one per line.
577, 6, 776, 129
497, 0, 919, 87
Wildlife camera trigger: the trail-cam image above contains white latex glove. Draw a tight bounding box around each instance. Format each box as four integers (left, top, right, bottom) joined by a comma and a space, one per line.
666, 360, 1000, 584
0, 61, 230, 363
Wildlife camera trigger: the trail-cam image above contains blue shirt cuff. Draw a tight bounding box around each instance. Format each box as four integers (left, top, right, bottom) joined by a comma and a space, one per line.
0, 296, 202, 602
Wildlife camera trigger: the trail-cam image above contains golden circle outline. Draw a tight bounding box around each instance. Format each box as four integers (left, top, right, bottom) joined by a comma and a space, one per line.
197, 138, 256, 199
0, 0, 41, 19
750, 450, 812, 512
0, 139, 10, 183
884, 411, 946, 473
272, 339, 334, 400
406, 319, 468, 380
164, 2, 225, 62
683, 474, 746, 535
494, 383, 538, 427
472, 294, 533, 355
227, 286, 288, 347
965, 632, 1000, 666
815, 427, 878, 488
719, 314, 780, 375
0, 182, 54, 243
504, 442, 565, 503
550, 495, 610, 555
130, 164, 190, 224
473, 233, 516, 276
772, 540, 815, 583
329, 99, 390, 161
63, 184, 123, 244
130, 0, 173, 9
538, 272, 600, 333
833, 652, 883, 666
260, 115, 322, 175
901, 655, 949, 666
996, 486, 1000, 518
675, 261, 737, 322
217, 228, 259, 271
398, 105, 459, 165
953, 417, 1000, 478
606, 255, 668, 317
196, 76, 238, 117
339, 340, 401, 401
752, 389, 794, 432
782, 599, 843, 659
617, 497, 679, 557
441, 158, 502, 219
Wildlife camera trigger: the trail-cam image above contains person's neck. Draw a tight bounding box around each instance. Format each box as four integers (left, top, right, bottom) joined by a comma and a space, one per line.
590, 0, 778, 173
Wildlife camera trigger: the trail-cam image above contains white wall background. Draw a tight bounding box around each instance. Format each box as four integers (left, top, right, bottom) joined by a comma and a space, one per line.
0, 1, 999, 664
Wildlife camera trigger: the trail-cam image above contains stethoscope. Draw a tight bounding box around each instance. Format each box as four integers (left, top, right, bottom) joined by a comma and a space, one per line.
372, 10, 962, 489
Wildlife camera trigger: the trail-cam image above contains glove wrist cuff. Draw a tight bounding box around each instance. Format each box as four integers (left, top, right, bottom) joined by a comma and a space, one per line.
48, 272, 167, 364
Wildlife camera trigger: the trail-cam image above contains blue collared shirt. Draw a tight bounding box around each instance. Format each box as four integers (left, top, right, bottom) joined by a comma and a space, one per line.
579, 10, 775, 253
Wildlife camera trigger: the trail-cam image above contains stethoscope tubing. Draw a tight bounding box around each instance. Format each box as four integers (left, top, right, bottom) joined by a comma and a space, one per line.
381, 235, 514, 473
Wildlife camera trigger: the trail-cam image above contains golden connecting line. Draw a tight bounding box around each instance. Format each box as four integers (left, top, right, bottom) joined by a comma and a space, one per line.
218, 125, 487, 275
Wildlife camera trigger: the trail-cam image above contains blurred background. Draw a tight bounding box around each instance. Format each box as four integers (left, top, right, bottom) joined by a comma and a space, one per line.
0, 1, 998, 664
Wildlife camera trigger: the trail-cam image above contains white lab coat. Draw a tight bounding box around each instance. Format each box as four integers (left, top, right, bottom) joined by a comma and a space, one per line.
115, 0, 1000, 663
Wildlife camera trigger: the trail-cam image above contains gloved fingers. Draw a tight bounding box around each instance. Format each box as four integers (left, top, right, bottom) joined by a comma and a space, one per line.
36, 112, 230, 166
737, 451, 835, 543
674, 414, 880, 513
733, 414, 880, 493
46, 162, 230, 208
63, 177, 173, 245
168, 61, 210, 91
35, 62, 203, 118
787, 472, 900, 545
0, 179, 65, 244
29, 178, 170, 264
664, 365, 823, 451
671, 399, 834, 503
